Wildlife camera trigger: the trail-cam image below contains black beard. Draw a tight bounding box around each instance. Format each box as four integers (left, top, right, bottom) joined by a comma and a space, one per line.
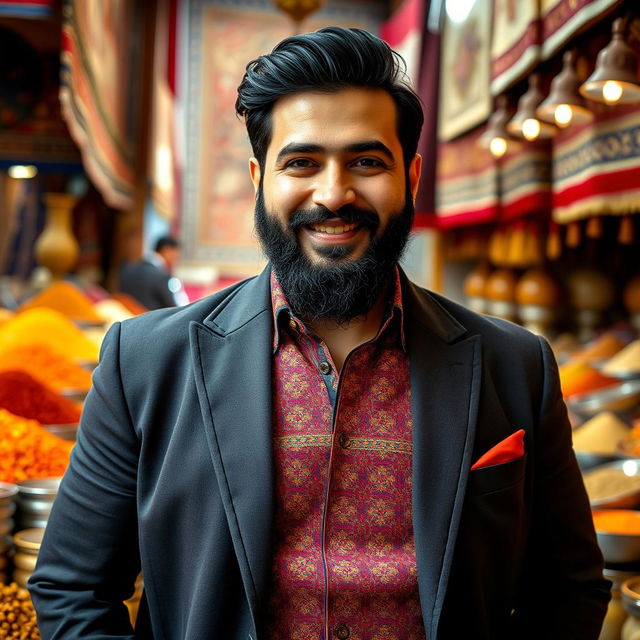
254, 186, 414, 325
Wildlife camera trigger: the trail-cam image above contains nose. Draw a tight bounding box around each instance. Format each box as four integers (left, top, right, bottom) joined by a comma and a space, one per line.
311, 162, 356, 212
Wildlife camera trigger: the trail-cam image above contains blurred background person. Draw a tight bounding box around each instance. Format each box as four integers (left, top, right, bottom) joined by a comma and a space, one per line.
118, 235, 188, 310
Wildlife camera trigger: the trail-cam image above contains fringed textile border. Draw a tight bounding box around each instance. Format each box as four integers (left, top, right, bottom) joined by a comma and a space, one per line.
552, 105, 640, 223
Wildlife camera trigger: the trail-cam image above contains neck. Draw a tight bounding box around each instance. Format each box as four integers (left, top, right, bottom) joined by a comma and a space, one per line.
306, 294, 387, 372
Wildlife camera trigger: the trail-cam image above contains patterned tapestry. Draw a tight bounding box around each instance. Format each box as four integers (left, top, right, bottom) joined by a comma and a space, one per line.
180, 0, 386, 275
500, 144, 551, 221
438, 0, 492, 141
60, 0, 140, 210
541, 0, 622, 60
552, 104, 640, 223
490, 0, 540, 95
435, 127, 499, 228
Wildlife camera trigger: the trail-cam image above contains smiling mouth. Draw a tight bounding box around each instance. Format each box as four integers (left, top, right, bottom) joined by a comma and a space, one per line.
306, 222, 360, 234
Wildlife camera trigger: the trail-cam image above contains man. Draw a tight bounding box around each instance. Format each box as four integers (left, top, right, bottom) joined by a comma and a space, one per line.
118, 235, 187, 310
30, 27, 609, 639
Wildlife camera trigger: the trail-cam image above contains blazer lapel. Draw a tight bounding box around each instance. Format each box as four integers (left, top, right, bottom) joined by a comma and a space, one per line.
404, 280, 482, 639
189, 270, 274, 623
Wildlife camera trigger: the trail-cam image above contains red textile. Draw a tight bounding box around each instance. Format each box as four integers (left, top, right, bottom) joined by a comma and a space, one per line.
266, 269, 425, 640
471, 429, 525, 470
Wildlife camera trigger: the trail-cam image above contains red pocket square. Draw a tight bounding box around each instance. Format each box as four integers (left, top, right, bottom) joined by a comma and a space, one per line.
471, 429, 525, 470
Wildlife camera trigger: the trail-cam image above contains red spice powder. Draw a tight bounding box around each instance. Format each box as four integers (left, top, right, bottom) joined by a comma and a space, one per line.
0, 370, 82, 425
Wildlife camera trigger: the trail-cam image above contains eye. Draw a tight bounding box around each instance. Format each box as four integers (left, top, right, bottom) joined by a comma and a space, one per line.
352, 157, 387, 169
285, 158, 316, 169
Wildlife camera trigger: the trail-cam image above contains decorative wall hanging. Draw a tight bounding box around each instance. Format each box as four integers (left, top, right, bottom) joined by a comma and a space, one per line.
552, 103, 640, 222
435, 127, 499, 228
60, 0, 140, 210
541, 0, 623, 60
438, 0, 492, 141
490, 0, 540, 95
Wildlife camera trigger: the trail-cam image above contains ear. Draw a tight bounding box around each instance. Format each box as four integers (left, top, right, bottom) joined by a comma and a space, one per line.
249, 157, 261, 194
408, 154, 422, 203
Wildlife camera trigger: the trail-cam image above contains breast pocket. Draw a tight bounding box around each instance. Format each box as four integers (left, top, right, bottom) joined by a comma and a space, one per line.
466, 454, 527, 497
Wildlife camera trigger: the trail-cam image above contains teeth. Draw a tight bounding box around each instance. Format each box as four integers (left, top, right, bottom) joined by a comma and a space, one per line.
309, 223, 358, 234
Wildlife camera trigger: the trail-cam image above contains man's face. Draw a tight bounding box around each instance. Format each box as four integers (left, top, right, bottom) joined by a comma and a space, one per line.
249, 87, 421, 323
250, 88, 421, 265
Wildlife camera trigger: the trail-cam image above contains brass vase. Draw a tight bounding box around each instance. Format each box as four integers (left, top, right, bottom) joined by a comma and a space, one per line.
34, 193, 79, 280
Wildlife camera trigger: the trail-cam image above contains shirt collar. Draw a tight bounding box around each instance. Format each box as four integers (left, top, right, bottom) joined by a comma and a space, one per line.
270, 266, 407, 354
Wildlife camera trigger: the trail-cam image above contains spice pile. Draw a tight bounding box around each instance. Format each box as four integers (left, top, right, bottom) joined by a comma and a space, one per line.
0, 371, 81, 425
0, 309, 99, 362
0, 582, 40, 639
19, 281, 103, 325
583, 465, 640, 503
0, 344, 92, 393
0, 409, 73, 483
572, 412, 630, 456
593, 509, 640, 535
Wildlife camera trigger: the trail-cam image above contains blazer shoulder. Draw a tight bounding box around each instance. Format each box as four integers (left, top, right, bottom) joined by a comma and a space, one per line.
427, 289, 539, 346
115, 275, 261, 349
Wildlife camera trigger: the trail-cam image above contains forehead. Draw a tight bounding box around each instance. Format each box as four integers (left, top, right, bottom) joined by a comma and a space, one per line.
267, 88, 400, 158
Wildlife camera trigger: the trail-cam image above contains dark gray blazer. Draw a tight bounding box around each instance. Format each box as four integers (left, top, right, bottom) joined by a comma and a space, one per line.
29, 267, 609, 639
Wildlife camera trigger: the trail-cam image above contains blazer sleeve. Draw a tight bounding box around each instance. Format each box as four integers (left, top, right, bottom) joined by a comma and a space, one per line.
29, 322, 140, 639
510, 336, 611, 638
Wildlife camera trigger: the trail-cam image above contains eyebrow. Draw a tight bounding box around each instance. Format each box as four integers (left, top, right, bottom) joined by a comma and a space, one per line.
275, 140, 396, 165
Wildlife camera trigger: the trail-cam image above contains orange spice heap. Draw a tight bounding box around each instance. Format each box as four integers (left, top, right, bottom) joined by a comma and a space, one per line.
19, 280, 102, 324
0, 308, 99, 362
0, 343, 92, 392
0, 409, 73, 483
593, 509, 640, 536
0, 582, 41, 639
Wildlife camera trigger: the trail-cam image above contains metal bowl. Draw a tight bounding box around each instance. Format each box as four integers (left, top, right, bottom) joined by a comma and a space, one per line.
575, 450, 619, 472
622, 576, 640, 617
583, 459, 640, 509
59, 388, 88, 404
593, 510, 640, 563
568, 380, 640, 416
15, 477, 61, 530
43, 423, 78, 441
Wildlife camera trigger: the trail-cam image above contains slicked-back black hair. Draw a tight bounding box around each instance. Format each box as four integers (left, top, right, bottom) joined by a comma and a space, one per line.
236, 26, 423, 169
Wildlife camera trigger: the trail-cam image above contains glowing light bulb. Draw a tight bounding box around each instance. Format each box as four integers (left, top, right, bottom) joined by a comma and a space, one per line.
554, 104, 573, 127
489, 137, 507, 157
602, 80, 623, 104
522, 118, 541, 141
7, 165, 37, 179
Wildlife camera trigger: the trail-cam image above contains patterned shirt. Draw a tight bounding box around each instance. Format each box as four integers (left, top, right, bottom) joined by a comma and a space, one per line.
265, 268, 426, 640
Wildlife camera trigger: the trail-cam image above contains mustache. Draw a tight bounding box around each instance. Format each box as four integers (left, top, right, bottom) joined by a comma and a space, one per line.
289, 205, 380, 232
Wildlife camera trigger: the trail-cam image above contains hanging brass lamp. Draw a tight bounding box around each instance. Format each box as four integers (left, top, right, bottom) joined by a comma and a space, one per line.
273, 0, 324, 25
479, 95, 522, 158
507, 74, 558, 141
579, 18, 640, 105
537, 51, 593, 128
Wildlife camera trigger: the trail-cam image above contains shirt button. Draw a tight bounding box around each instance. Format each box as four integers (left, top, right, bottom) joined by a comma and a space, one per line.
319, 361, 331, 375
289, 319, 297, 330
338, 432, 350, 448
335, 624, 350, 640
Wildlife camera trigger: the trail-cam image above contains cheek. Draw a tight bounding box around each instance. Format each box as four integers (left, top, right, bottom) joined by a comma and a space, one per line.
263, 175, 308, 213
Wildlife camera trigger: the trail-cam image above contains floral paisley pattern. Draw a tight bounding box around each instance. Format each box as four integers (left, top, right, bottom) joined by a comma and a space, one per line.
266, 269, 426, 640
